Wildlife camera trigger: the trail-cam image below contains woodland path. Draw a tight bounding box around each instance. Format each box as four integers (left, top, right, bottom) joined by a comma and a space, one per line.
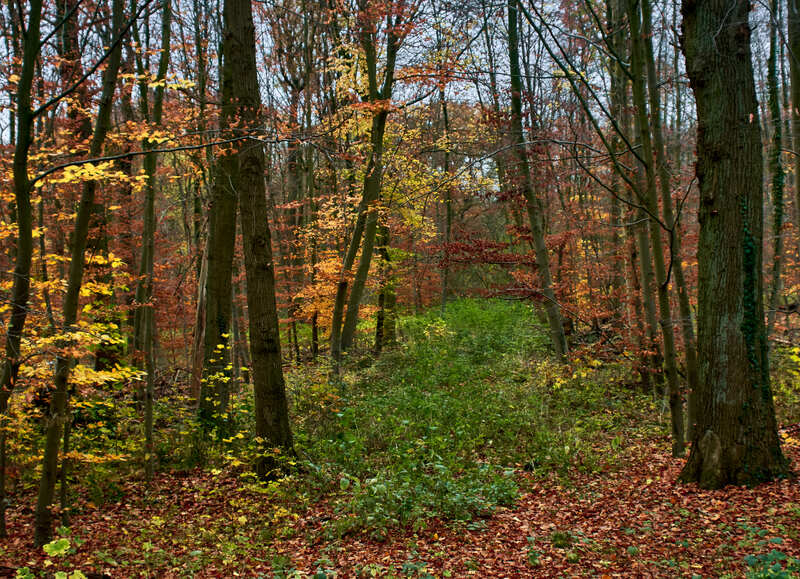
4, 434, 798, 577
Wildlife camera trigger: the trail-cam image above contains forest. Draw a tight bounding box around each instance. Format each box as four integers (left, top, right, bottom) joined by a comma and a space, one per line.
1, 0, 800, 574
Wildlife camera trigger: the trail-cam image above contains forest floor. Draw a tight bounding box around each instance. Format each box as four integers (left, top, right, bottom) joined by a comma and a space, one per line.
2, 300, 800, 578
3, 437, 800, 577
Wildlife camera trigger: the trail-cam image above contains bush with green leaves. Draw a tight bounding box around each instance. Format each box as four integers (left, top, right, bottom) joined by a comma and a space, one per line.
745, 549, 800, 578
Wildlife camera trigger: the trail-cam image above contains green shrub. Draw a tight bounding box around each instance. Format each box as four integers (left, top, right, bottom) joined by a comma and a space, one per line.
292, 298, 654, 536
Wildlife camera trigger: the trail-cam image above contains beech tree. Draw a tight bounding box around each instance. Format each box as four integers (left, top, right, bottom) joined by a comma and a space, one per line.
33, 0, 126, 545
679, 0, 789, 488
507, 0, 568, 360
223, 0, 295, 477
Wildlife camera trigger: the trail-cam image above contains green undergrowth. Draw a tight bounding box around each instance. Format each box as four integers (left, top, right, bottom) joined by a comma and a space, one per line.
772, 345, 800, 426
291, 299, 658, 538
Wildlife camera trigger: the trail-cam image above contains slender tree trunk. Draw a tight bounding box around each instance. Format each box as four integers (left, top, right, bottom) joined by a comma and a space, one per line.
58, 418, 71, 526
333, 6, 402, 358
438, 64, 453, 309
340, 204, 380, 351
139, 0, 171, 479
640, 0, 698, 440
0, 0, 42, 536
0, 0, 41, 426
607, 0, 628, 331
0, 429, 5, 538
199, 83, 238, 426
190, 240, 208, 404
374, 224, 396, 353
633, 183, 663, 389
34, 0, 124, 545
508, 0, 567, 359
224, 0, 294, 478
629, 0, 685, 455
790, 0, 800, 263
766, 0, 786, 336
679, 0, 789, 488
329, 111, 387, 360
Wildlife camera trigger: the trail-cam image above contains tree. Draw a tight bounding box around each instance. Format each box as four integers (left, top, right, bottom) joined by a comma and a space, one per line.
627, 0, 684, 455
678, 0, 789, 488
33, 0, 126, 545
766, 0, 786, 336
199, 0, 238, 428
791, 0, 800, 263
0, 0, 43, 539
223, 0, 295, 477
507, 0, 568, 360
330, 0, 409, 361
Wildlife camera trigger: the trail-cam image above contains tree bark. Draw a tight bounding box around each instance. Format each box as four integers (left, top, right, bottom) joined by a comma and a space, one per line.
679, 0, 789, 488
628, 0, 685, 456
640, 0, 699, 440
766, 0, 786, 336
790, 0, 800, 264
199, 14, 238, 426
224, 0, 295, 478
333, 2, 403, 358
0, 0, 42, 537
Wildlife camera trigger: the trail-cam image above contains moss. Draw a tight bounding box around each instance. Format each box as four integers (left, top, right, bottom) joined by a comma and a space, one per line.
739, 196, 759, 373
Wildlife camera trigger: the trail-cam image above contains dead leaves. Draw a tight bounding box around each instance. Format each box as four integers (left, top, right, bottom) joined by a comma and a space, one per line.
2, 440, 799, 577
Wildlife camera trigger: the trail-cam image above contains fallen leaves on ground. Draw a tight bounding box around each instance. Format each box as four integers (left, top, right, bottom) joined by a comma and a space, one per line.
2, 436, 799, 577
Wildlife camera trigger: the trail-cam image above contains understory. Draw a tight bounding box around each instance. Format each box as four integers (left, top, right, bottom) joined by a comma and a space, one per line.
2, 299, 800, 578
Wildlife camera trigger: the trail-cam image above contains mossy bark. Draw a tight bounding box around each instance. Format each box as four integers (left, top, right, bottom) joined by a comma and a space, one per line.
679, 0, 789, 488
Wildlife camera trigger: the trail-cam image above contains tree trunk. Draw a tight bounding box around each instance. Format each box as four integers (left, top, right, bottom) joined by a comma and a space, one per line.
790, 0, 800, 264
374, 224, 396, 353
678, 0, 789, 488
628, 0, 685, 456
190, 240, 208, 404
329, 111, 387, 360
224, 0, 294, 478
640, 0, 698, 440
332, 5, 402, 359
766, 0, 786, 336
0, 0, 42, 536
508, 0, 567, 359
199, 39, 238, 425
34, 0, 124, 545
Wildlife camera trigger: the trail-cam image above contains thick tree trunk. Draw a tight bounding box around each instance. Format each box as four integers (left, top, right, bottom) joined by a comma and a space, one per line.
679, 0, 789, 488
224, 0, 294, 478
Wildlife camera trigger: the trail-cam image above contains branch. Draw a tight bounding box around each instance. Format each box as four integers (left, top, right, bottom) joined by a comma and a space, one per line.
38, 0, 87, 49
32, 0, 156, 118
32, 134, 283, 185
